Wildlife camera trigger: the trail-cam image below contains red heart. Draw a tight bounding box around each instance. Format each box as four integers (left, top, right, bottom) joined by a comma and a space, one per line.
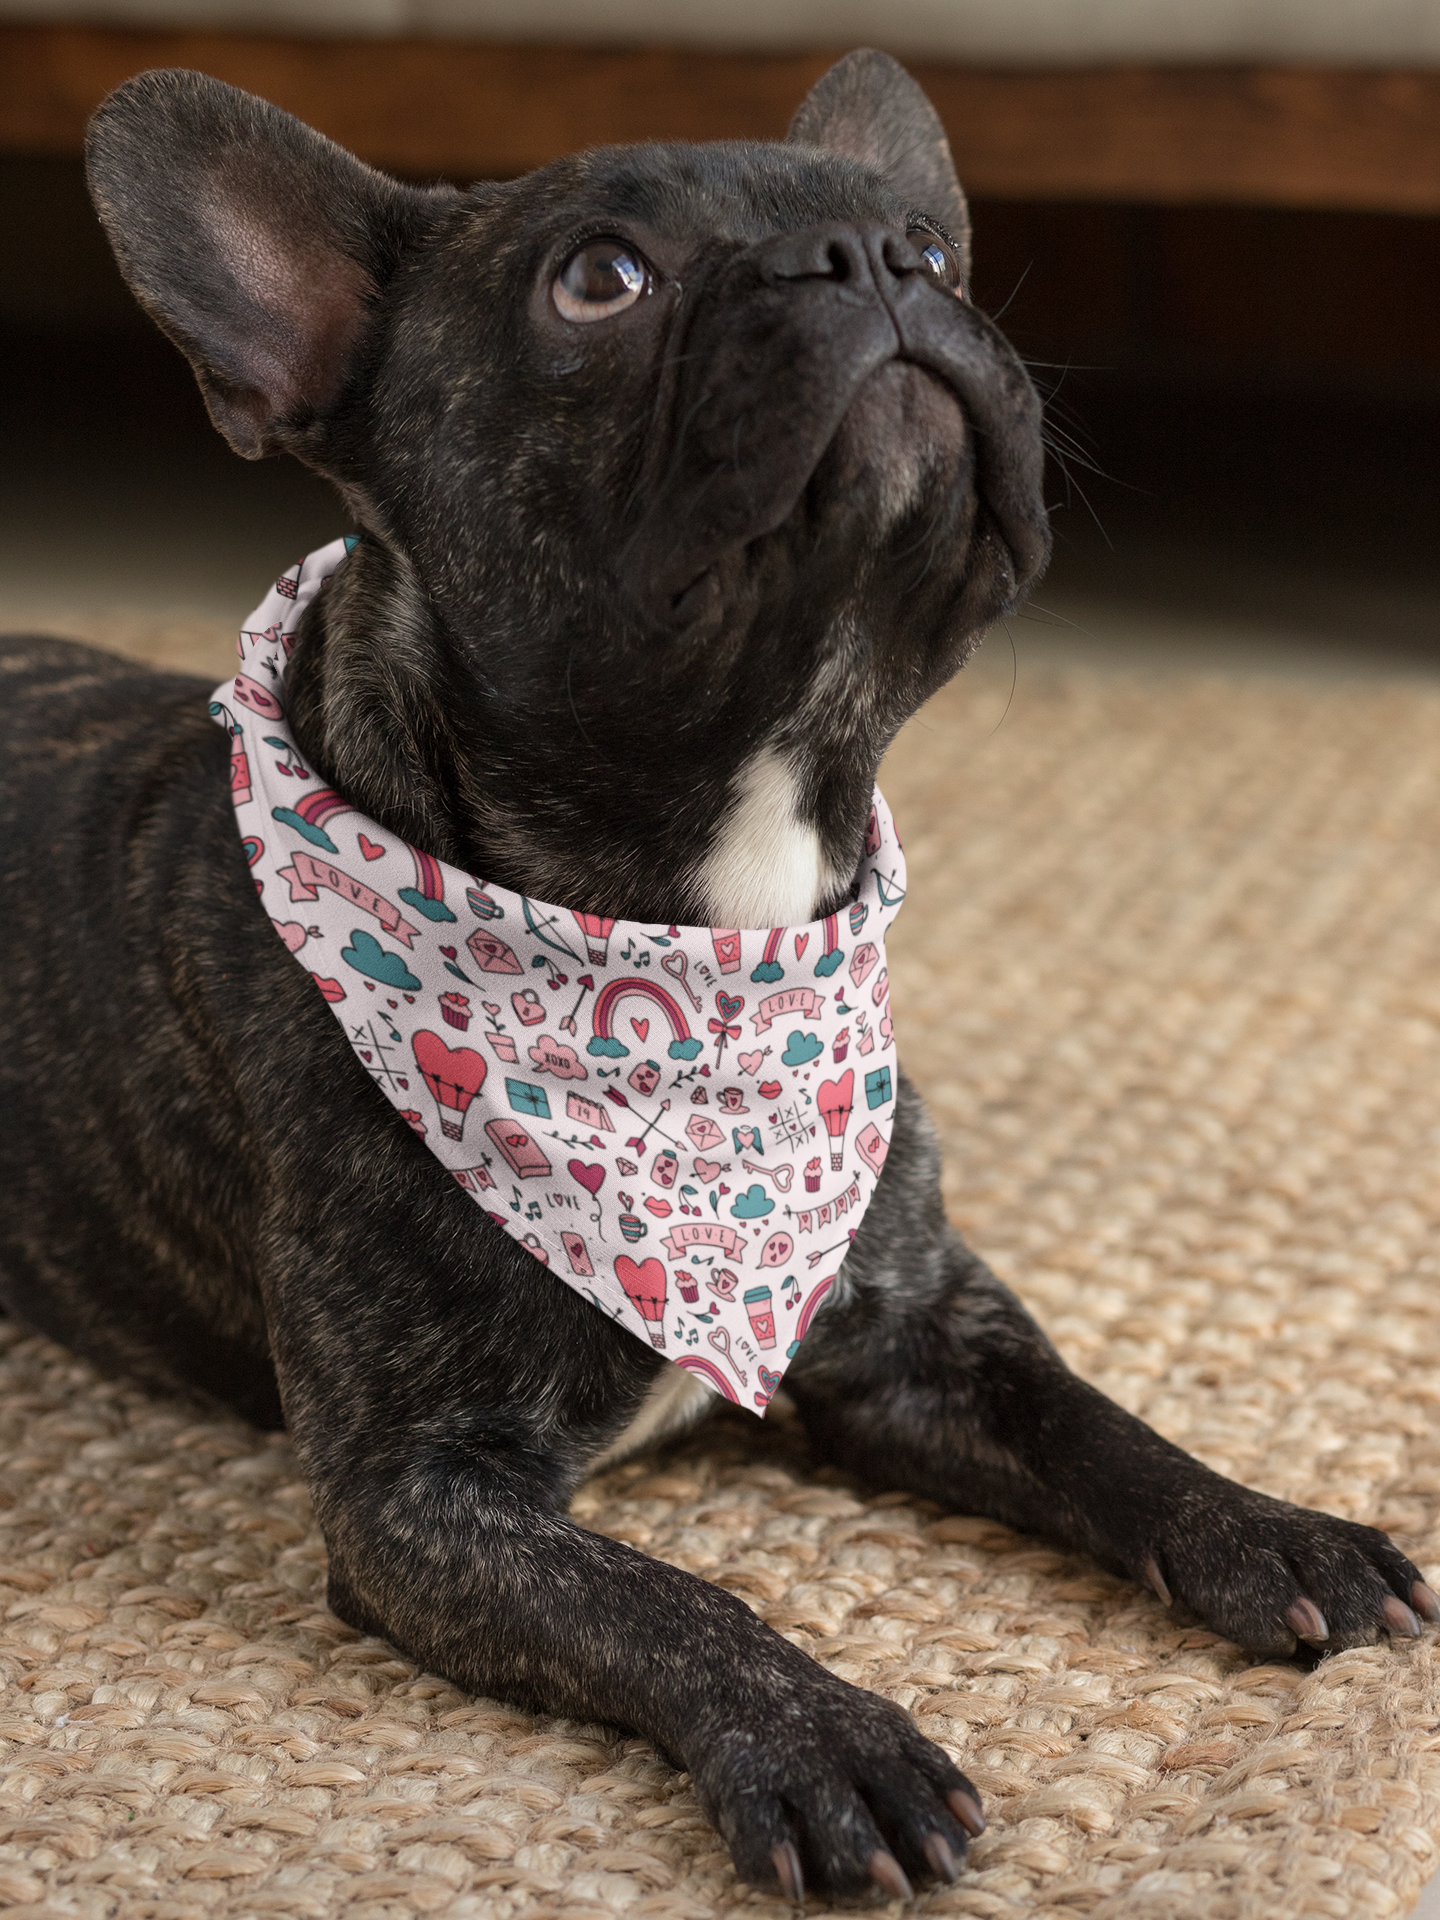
614, 1255, 667, 1306
631, 1018, 650, 1040
718, 1183, 730, 1194
758, 1080, 782, 1099
716, 991, 743, 1021
794, 933, 809, 958
411, 1029, 487, 1096
568, 1159, 605, 1196
441, 946, 457, 960
358, 833, 385, 861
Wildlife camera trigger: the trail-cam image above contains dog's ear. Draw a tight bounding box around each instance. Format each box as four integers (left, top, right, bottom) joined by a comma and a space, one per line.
786, 49, 970, 281
86, 69, 454, 459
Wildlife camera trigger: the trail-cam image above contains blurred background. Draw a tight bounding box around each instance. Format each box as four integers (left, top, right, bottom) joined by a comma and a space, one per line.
1, 2, 1438, 675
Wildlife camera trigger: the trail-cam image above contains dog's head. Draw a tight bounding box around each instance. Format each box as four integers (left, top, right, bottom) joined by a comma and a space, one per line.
87, 55, 1049, 924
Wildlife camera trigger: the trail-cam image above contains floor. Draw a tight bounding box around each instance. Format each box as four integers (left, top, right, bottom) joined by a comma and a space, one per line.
3, 319, 1440, 1918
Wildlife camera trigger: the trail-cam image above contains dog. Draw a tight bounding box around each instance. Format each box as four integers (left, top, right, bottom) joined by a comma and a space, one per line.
0, 50, 1432, 1903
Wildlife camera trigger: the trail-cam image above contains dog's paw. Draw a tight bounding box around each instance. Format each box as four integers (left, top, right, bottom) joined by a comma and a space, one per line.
690, 1679, 982, 1901
1143, 1477, 1438, 1657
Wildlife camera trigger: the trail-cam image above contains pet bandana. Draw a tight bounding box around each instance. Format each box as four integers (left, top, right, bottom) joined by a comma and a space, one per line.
213, 538, 906, 1412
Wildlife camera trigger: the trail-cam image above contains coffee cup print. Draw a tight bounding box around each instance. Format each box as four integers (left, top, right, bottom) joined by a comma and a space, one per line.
711, 928, 741, 975
744, 1285, 777, 1350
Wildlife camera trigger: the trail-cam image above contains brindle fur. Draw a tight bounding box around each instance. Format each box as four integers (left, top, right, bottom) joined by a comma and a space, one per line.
0, 52, 1428, 1902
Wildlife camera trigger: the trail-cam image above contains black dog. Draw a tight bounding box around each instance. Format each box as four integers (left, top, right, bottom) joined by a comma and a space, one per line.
1, 51, 1432, 1903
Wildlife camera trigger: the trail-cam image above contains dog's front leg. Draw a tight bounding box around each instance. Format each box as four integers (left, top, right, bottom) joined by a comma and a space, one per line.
260, 1210, 981, 1900
787, 1071, 1436, 1656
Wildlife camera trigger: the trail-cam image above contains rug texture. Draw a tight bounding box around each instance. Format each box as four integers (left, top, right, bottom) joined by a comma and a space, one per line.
1, 610, 1439, 1920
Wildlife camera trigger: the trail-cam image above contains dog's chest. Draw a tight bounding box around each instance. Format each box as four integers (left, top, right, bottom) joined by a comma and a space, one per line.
697, 746, 839, 927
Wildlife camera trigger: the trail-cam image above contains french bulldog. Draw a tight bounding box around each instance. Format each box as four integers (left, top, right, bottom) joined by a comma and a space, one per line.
0, 50, 1432, 1903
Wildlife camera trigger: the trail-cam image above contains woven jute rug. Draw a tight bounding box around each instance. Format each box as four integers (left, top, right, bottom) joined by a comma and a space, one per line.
2, 603, 1439, 1920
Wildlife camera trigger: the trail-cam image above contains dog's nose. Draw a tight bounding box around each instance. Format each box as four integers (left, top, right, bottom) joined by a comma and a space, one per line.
757, 223, 925, 296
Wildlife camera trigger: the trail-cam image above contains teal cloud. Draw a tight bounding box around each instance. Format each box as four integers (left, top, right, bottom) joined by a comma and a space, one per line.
781, 1030, 823, 1067
340, 928, 421, 990
730, 1184, 774, 1220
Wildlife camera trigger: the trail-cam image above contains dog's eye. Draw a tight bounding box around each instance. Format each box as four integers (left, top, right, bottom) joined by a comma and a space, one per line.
553, 240, 648, 322
907, 228, 961, 292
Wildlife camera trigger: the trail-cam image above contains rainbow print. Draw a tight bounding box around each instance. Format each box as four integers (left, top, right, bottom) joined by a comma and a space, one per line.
813, 914, 844, 977
675, 1354, 738, 1402
270, 787, 355, 854
588, 978, 702, 1061
751, 927, 786, 984
786, 1275, 834, 1357
399, 845, 456, 922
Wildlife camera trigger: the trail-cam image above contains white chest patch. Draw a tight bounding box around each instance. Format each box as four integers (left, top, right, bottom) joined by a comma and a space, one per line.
698, 745, 835, 927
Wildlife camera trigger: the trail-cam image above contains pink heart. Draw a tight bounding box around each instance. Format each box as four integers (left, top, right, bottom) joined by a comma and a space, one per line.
716, 991, 743, 1022
794, 933, 809, 958
694, 1158, 723, 1182
631, 1018, 650, 1040
568, 1159, 606, 1196
358, 833, 385, 861
737, 1051, 764, 1076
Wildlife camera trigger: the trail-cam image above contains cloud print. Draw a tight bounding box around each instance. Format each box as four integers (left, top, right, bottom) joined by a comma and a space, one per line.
272, 806, 337, 854
587, 1035, 630, 1058
750, 961, 783, 984
528, 1034, 588, 1080
398, 888, 457, 923
730, 1184, 774, 1220
340, 928, 421, 990
668, 1037, 702, 1061
813, 948, 844, 977
781, 1030, 823, 1067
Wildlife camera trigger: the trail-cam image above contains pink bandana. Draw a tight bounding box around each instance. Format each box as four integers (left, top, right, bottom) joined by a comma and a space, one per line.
213, 540, 905, 1411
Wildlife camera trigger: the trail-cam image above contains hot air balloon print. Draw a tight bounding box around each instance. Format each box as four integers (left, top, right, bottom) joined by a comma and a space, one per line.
572, 911, 615, 966
816, 1069, 855, 1171
412, 1030, 487, 1142
614, 1256, 668, 1348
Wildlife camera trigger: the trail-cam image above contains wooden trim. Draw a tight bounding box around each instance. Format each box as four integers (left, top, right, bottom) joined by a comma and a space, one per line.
3, 22, 1440, 212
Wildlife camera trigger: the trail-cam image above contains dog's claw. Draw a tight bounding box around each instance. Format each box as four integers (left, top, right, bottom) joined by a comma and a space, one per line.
922, 1831, 960, 1883
947, 1787, 985, 1837
771, 1840, 804, 1905
1286, 1597, 1329, 1642
1383, 1595, 1422, 1638
1143, 1554, 1173, 1607
868, 1851, 913, 1902
1411, 1581, 1440, 1624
